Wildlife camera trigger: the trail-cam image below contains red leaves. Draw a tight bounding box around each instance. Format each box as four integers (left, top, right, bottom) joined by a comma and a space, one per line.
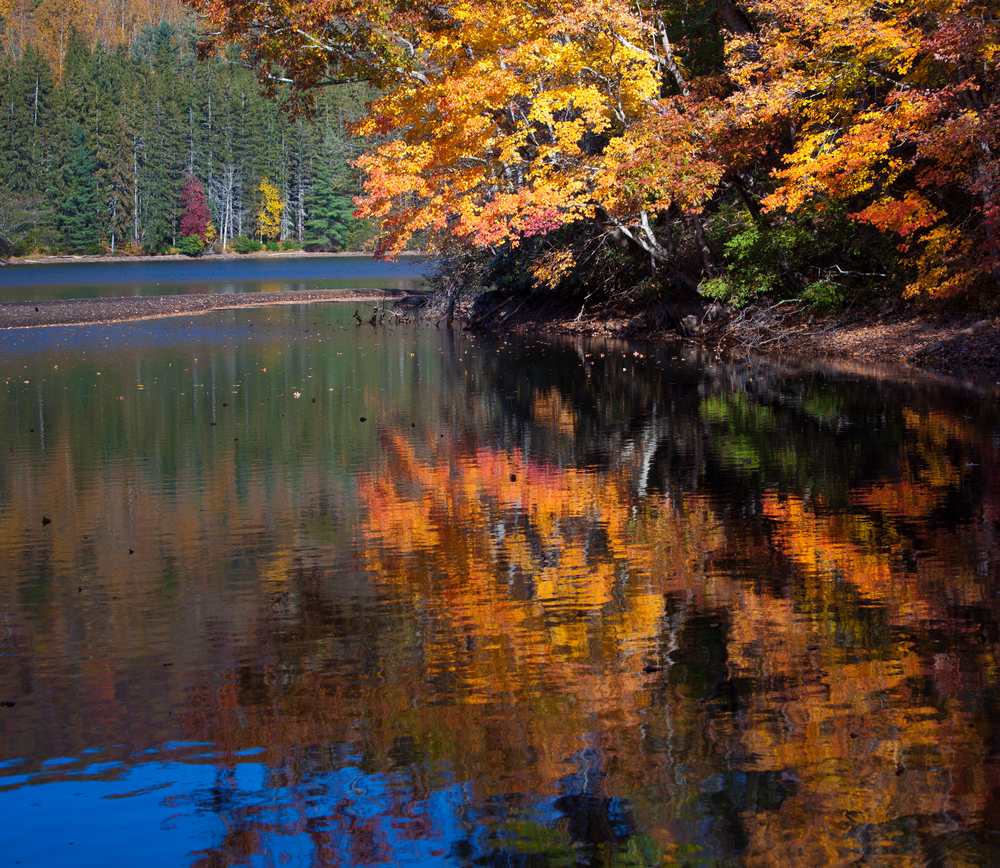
178, 174, 213, 243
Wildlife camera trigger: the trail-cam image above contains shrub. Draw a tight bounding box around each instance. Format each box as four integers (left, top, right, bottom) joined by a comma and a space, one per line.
265, 240, 281, 252
801, 278, 845, 312
231, 235, 262, 254
178, 235, 205, 257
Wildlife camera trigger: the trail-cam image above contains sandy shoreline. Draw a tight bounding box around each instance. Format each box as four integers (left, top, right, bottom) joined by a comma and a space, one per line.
0, 289, 426, 329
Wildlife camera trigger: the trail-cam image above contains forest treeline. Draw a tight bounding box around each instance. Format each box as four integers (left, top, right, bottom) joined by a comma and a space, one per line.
0, 18, 377, 257
192, 0, 998, 314
0, 0, 185, 70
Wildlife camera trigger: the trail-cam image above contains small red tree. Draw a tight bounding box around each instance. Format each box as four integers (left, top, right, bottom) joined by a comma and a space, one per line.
179, 174, 212, 243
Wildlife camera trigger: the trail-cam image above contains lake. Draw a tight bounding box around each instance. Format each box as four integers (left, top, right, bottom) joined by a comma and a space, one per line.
1, 262, 999, 867
0, 254, 429, 303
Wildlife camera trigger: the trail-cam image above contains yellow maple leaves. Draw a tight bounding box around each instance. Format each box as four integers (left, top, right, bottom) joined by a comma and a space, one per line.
350, 0, 670, 256
256, 177, 284, 242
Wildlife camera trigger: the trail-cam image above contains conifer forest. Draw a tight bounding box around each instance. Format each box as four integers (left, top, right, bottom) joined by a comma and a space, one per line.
0, 9, 376, 258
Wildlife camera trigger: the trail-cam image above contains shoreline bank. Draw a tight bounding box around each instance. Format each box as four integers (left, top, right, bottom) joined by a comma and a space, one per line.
0, 289, 425, 329
4, 286, 999, 388
463, 293, 1000, 386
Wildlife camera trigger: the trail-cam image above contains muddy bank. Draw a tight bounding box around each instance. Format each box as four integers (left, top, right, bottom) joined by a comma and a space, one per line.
0, 289, 427, 329
461, 292, 1000, 383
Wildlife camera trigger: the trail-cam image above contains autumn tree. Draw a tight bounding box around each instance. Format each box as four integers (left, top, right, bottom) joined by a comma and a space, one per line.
189, 0, 741, 293
729, 0, 1000, 298
178, 173, 212, 241
191, 0, 1000, 306
256, 175, 283, 241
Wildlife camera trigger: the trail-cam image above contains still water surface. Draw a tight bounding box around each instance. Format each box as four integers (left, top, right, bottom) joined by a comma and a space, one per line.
2, 299, 1000, 866
0, 255, 429, 302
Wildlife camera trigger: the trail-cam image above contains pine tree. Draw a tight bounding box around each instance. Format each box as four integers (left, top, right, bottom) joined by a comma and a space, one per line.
7, 47, 55, 195
57, 122, 101, 252
304, 160, 357, 251
94, 46, 136, 253
134, 23, 184, 251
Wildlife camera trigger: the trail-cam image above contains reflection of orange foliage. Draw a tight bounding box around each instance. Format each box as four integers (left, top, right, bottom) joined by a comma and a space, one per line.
762, 493, 931, 622
354, 425, 1000, 862
733, 488, 998, 866
354, 427, 727, 793
8, 373, 1000, 866
851, 408, 967, 520
852, 474, 941, 518
530, 389, 578, 437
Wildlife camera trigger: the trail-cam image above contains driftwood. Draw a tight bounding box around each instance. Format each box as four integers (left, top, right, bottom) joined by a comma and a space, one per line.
709, 299, 844, 353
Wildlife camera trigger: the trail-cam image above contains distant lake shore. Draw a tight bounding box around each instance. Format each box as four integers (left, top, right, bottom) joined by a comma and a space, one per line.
3, 250, 427, 266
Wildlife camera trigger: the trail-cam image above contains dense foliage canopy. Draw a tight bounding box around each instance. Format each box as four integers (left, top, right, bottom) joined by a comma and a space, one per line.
194, 0, 999, 304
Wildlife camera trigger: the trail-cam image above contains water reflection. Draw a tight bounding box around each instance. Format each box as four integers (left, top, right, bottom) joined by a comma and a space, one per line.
1, 305, 999, 866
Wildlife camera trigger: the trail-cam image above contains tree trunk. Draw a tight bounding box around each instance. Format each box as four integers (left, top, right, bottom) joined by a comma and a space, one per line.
716, 0, 753, 35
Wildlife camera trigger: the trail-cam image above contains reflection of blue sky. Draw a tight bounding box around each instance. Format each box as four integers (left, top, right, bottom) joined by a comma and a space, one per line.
0, 739, 645, 867
0, 744, 469, 867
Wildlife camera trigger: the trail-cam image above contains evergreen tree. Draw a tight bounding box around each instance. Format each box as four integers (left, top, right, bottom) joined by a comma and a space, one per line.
0, 18, 377, 255
135, 24, 185, 251
95, 46, 136, 252
57, 122, 101, 252
304, 160, 357, 251
7, 47, 55, 194
60, 28, 96, 128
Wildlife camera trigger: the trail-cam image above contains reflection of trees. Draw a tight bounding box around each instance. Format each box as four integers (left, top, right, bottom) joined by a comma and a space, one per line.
338, 344, 1000, 865
3, 320, 1000, 865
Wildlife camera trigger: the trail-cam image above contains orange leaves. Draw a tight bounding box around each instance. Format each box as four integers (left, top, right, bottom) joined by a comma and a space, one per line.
345, 0, 667, 254
197, 0, 1000, 297
598, 99, 723, 218
851, 193, 943, 241
743, 0, 1000, 297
